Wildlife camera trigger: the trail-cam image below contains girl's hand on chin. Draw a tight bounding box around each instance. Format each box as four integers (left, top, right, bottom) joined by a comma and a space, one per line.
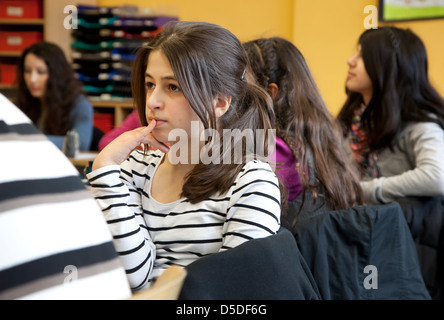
92, 120, 170, 171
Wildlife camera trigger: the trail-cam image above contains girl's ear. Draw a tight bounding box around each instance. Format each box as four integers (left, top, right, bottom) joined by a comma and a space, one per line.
214, 95, 232, 118
268, 83, 279, 99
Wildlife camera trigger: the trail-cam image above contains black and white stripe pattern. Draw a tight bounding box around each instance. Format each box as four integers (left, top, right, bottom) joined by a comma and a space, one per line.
0, 94, 131, 300
87, 148, 281, 290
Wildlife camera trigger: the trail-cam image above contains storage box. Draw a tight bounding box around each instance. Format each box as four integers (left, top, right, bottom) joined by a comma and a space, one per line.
0, 0, 43, 19
0, 64, 16, 84
0, 31, 43, 52
94, 113, 114, 133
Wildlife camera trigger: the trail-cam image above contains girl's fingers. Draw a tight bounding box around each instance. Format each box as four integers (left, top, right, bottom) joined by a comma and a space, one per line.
137, 122, 170, 153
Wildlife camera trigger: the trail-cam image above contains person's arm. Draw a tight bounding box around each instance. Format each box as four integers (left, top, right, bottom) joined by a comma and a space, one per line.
361, 122, 444, 203
87, 153, 156, 291
69, 95, 94, 151
46, 134, 65, 149
98, 110, 141, 151
87, 124, 169, 290
221, 160, 281, 250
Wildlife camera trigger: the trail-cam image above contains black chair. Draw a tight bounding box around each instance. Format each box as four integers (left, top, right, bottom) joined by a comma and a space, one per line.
179, 227, 321, 300
90, 126, 105, 151
395, 196, 444, 300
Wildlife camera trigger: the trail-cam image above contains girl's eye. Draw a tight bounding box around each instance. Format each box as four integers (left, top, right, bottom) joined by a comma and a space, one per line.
146, 82, 155, 90
168, 84, 181, 92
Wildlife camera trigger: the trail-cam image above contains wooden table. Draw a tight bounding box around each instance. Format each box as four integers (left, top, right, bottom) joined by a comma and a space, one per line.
69, 151, 99, 167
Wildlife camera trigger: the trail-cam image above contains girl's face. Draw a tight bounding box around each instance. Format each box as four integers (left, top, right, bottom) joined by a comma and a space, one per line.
24, 53, 49, 99
346, 45, 373, 105
145, 50, 201, 145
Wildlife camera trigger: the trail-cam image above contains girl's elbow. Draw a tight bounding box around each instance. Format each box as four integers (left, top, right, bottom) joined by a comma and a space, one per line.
430, 172, 444, 196
435, 180, 444, 196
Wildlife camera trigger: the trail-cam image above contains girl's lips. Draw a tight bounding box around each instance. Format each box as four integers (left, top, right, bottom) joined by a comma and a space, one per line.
149, 118, 166, 127
154, 120, 166, 127
347, 72, 355, 79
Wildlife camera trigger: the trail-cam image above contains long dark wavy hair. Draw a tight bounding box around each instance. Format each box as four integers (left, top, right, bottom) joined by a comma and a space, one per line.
16, 41, 84, 135
338, 26, 444, 152
243, 37, 362, 215
131, 21, 280, 205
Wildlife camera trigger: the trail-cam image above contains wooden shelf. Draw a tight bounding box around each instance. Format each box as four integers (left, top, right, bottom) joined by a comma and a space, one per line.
0, 84, 15, 90
89, 98, 134, 127
0, 0, 98, 93
0, 51, 22, 57
0, 18, 44, 25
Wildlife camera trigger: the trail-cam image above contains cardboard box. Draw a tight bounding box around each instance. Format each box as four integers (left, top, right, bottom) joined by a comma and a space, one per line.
0, 64, 16, 84
0, 31, 43, 52
0, 0, 43, 19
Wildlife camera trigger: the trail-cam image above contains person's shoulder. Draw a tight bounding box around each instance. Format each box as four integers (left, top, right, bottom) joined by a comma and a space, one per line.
237, 159, 277, 183
404, 121, 444, 137
73, 94, 93, 109
274, 135, 295, 161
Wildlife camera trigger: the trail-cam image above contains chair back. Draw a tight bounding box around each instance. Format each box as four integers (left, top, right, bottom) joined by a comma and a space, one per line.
292, 202, 431, 299
179, 228, 321, 300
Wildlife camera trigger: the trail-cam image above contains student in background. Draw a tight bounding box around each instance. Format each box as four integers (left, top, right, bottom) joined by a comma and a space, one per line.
15, 41, 93, 151
98, 109, 141, 151
87, 21, 282, 291
337, 26, 444, 204
0, 94, 131, 300
243, 37, 362, 229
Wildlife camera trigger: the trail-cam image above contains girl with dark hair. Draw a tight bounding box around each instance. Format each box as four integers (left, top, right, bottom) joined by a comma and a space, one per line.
87, 21, 281, 290
243, 37, 363, 228
338, 26, 444, 204
16, 41, 93, 151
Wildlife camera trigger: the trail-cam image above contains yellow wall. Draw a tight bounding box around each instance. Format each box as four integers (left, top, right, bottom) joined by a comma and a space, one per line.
294, 0, 444, 114
98, 0, 294, 41
99, 0, 444, 115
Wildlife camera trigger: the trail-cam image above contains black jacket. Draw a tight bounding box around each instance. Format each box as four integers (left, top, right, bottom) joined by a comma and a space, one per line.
396, 196, 444, 300
179, 202, 430, 300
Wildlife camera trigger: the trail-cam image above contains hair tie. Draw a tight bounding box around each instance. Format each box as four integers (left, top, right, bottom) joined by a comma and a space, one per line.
241, 68, 246, 81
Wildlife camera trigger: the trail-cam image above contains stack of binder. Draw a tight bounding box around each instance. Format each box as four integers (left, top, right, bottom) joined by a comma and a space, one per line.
71, 4, 178, 100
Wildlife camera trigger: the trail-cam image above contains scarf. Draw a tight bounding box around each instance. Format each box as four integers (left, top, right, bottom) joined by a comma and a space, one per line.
348, 104, 380, 178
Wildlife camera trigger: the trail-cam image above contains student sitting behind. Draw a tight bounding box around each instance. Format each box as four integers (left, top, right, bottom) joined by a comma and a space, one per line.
337, 26, 444, 204
15, 41, 93, 151
243, 37, 362, 228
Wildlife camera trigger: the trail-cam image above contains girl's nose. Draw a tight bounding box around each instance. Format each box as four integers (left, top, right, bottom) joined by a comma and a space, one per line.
146, 87, 163, 110
30, 71, 38, 83
347, 54, 357, 67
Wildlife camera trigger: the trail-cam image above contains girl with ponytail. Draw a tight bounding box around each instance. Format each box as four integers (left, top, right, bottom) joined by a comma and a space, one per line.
87, 21, 282, 291
244, 37, 363, 229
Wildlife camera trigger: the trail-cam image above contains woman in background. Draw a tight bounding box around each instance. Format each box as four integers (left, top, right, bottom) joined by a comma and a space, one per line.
16, 41, 93, 151
338, 26, 444, 204
244, 37, 362, 229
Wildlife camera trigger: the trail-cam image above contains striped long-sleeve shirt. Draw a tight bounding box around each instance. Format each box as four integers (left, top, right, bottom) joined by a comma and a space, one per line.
0, 94, 131, 300
87, 149, 281, 290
